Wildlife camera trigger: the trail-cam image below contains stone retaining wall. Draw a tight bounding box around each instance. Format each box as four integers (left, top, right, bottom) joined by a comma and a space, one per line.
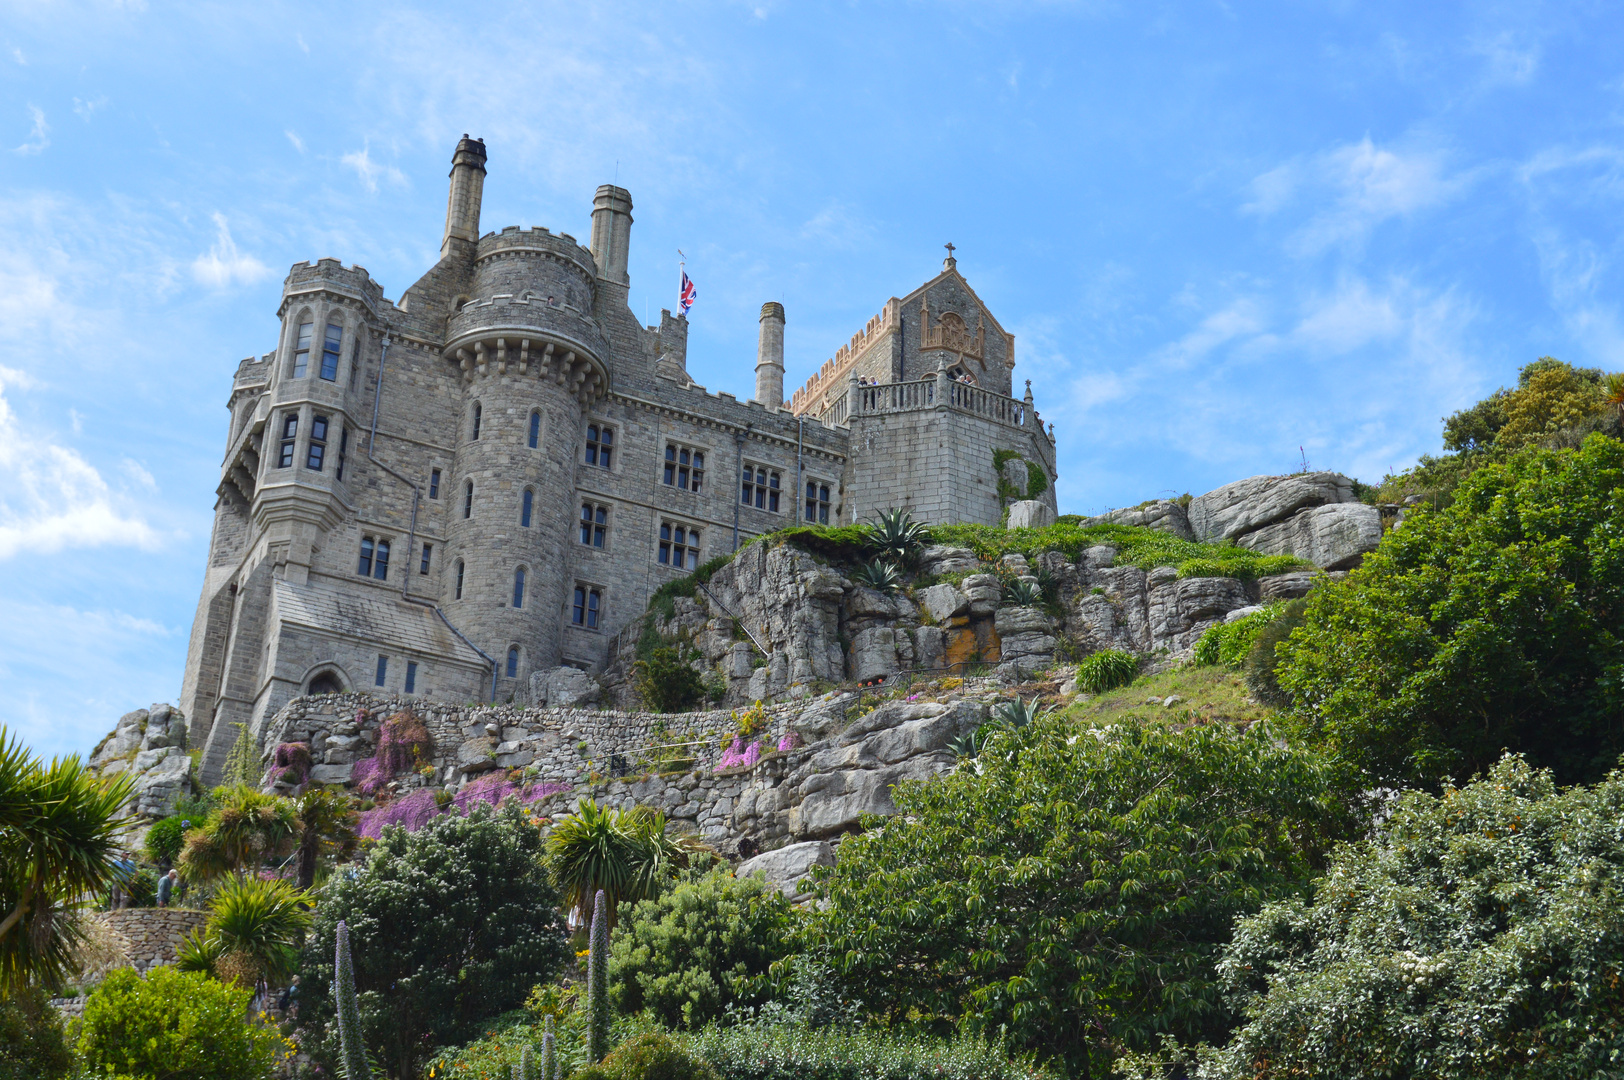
99, 907, 208, 973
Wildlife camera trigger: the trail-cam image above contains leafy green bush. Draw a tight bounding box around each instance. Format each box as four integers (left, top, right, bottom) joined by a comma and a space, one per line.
1191, 603, 1295, 681
610, 867, 795, 1029
687, 1022, 1056, 1080
1279, 434, 1624, 788
77, 966, 290, 1079
296, 800, 571, 1079
1143, 754, 1624, 1080
1074, 649, 1138, 693
143, 814, 187, 865
635, 646, 706, 714
1242, 599, 1307, 708
807, 717, 1353, 1077
570, 1030, 720, 1080
0, 986, 72, 1080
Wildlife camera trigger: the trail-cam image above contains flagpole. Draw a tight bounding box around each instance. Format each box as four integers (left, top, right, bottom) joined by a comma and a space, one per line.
677, 249, 685, 315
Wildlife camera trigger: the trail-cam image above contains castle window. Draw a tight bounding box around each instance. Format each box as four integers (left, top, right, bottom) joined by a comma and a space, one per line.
291, 321, 313, 378
429, 469, 441, 500
663, 444, 704, 493
307, 414, 329, 471
528, 410, 541, 449
464, 481, 474, 519
658, 522, 700, 571
742, 465, 781, 511
471, 403, 482, 441
805, 480, 831, 524
277, 413, 298, 468
572, 585, 602, 629
506, 646, 520, 678
320, 323, 342, 381
521, 489, 534, 528
580, 503, 607, 548
512, 567, 526, 608
374, 655, 388, 687
454, 559, 465, 600
358, 537, 374, 576
585, 424, 613, 468
404, 661, 418, 694
419, 543, 432, 575
373, 539, 390, 580
335, 428, 348, 481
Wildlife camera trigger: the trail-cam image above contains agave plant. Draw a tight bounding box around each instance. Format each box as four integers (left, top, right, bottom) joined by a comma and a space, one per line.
863, 508, 931, 566
991, 696, 1049, 729
851, 559, 902, 594
1002, 578, 1043, 607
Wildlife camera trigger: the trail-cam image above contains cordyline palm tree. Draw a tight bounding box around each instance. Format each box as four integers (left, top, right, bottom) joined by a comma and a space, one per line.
1603, 372, 1624, 422
176, 875, 312, 986
178, 785, 299, 882
547, 801, 712, 924
292, 786, 358, 890
0, 730, 133, 995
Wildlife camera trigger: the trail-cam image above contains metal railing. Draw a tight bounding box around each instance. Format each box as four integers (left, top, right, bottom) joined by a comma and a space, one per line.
844, 660, 997, 720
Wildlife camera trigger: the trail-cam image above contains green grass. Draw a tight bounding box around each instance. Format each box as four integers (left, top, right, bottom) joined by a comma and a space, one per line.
929, 521, 1308, 580
1058, 663, 1276, 728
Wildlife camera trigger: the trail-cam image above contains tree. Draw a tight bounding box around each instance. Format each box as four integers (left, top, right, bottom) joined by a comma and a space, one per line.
1279, 434, 1624, 788
807, 716, 1352, 1078
178, 785, 299, 881
76, 966, 292, 1080
0, 731, 132, 993
293, 785, 359, 890
1148, 755, 1624, 1080
548, 801, 707, 923
610, 866, 795, 1029
0, 986, 73, 1080
178, 875, 312, 986
1495, 359, 1603, 449
297, 799, 570, 1080
634, 644, 705, 713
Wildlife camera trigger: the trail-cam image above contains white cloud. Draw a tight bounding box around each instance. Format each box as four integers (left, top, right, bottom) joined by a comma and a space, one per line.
0, 367, 167, 560
1471, 31, 1539, 86
10, 46, 25, 65
72, 96, 107, 121
285, 129, 304, 153
191, 212, 272, 288
341, 144, 406, 194
14, 104, 47, 155
68, 407, 82, 433
1246, 137, 1472, 254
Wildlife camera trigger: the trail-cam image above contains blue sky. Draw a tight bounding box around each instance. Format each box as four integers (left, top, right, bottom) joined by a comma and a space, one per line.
4, 0, 1622, 757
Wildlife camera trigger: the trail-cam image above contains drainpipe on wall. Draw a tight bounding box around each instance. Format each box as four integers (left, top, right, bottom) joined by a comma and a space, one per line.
368, 335, 499, 702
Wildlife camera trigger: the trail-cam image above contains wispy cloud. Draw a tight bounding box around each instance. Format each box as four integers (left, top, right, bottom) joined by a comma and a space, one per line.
341, 144, 406, 193
191, 212, 272, 288
14, 104, 47, 155
72, 96, 107, 121
285, 129, 304, 153
0, 366, 168, 560
1246, 137, 1473, 255
1471, 30, 1540, 86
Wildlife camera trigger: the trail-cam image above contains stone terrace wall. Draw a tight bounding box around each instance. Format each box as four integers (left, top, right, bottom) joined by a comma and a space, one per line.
99, 908, 208, 973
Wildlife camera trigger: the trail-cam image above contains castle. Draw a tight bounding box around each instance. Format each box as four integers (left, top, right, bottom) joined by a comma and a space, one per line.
178, 136, 1057, 784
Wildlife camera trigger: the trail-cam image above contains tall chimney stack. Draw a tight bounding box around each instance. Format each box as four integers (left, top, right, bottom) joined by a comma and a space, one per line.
441, 135, 487, 258
755, 302, 786, 409
590, 185, 633, 286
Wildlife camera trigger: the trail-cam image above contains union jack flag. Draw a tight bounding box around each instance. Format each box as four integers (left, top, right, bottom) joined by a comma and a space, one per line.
679, 269, 697, 315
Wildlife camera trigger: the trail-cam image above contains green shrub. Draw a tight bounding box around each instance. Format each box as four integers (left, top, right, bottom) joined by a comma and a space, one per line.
1242, 599, 1307, 708
928, 522, 1308, 580
569, 1030, 719, 1080
1279, 434, 1624, 788
77, 966, 291, 1079
808, 717, 1353, 1077
1001, 578, 1042, 606
1158, 754, 1624, 1080
1074, 649, 1138, 693
1192, 605, 1281, 669
143, 814, 187, 865
610, 867, 795, 1029
687, 1022, 1057, 1079
0, 986, 72, 1080
635, 646, 706, 714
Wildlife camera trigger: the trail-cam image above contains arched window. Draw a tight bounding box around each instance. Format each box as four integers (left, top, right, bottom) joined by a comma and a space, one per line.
506, 646, 520, 679
358, 537, 374, 576
580, 503, 607, 547
512, 566, 526, 608
471, 403, 482, 441
521, 489, 534, 528
373, 539, 390, 580
528, 410, 541, 449
320, 323, 342, 381
291, 320, 313, 378
464, 481, 474, 519
454, 559, 465, 600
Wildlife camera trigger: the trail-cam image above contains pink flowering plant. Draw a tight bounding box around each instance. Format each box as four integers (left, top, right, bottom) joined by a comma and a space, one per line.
716, 737, 763, 772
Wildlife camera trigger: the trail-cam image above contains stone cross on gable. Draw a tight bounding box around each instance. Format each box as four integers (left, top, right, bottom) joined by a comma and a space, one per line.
943, 242, 956, 270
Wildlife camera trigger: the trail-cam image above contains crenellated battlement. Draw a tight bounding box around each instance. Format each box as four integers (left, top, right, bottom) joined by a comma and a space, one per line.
476, 226, 598, 277
787, 298, 901, 412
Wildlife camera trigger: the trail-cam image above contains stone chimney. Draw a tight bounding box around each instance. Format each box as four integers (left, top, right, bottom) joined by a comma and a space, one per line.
590, 185, 633, 286
755, 302, 785, 409
441, 135, 486, 258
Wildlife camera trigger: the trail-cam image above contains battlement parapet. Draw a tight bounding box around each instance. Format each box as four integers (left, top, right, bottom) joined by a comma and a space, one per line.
476, 226, 599, 278
787, 298, 901, 413
281, 258, 388, 314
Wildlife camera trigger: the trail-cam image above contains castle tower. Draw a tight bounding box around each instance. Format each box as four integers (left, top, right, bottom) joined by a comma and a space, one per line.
589, 185, 633, 287
755, 302, 785, 408
442, 136, 487, 257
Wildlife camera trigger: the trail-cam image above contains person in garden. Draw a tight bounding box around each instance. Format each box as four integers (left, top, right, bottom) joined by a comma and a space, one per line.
157, 868, 178, 907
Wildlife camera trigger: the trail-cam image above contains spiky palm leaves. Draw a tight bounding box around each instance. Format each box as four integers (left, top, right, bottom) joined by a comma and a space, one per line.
0, 731, 133, 994
862, 508, 931, 567
1001, 578, 1043, 606
546, 800, 712, 924
177, 785, 299, 881
954, 697, 1052, 766
183, 875, 311, 986
852, 560, 902, 594
293, 786, 358, 890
